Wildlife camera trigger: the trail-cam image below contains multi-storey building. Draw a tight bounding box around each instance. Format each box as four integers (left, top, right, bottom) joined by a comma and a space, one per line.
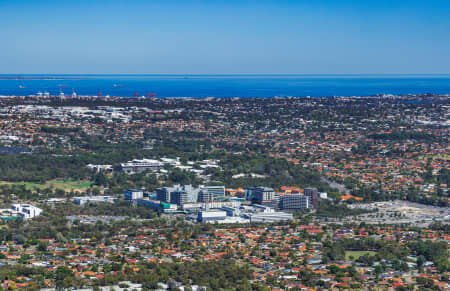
156, 184, 201, 206
279, 194, 310, 210
124, 189, 144, 200
304, 187, 319, 208
10, 204, 43, 219
201, 185, 225, 198
251, 187, 277, 207
198, 189, 214, 202
121, 159, 163, 174
156, 184, 226, 205
170, 190, 189, 206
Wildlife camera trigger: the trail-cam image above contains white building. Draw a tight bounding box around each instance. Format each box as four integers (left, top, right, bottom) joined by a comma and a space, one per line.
252, 204, 276, 213
87, 164, 113, 173
11, 204, 43, 219
182, 200, 242, 211
319, 192, 328, 199
121, 159, 163, 174
73, 196, 116, 205
160, 157, 180, 166
248, 212, 293, 223
197, 210, 227, 222
124, 189, 144, 200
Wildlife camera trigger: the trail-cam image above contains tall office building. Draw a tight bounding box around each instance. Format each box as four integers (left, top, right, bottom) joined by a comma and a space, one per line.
253, 187, 275, 201
244, 187, 258, 200
203, 186, 225, 197
279, 195, 310, 210
304, 187, 319, 208
170, 190, 189, 206
198, 189, 214, 202
156, 184, 202, 206
156, 187, 171, 202
252, 187, 277, 208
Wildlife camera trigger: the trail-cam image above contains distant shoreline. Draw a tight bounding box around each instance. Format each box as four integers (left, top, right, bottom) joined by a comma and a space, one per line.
1, 75, 449, 98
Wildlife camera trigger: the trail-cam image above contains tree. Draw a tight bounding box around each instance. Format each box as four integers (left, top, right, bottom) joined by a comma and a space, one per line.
55, 266, 74, 290
37, 241, 48, 252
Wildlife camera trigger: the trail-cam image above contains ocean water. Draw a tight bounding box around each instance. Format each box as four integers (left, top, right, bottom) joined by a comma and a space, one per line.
0, 74, 449, 98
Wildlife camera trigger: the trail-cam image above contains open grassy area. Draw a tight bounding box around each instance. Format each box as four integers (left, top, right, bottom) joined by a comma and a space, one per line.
0, 179, 93, 192
345, 251, 377, 260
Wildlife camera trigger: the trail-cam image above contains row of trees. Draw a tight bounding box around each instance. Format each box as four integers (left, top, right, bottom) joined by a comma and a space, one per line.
323, 237, 449, 273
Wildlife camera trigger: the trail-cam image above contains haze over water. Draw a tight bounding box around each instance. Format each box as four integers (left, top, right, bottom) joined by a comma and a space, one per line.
1, 74, 449, 98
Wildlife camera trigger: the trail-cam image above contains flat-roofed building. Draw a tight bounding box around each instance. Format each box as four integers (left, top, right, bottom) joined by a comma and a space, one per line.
10, 204, 43, 219
171, 190, 189, 206
136, 199, 178, 213
87, 164, 113, 173
304, 187, 319, 208
156, 184, 201, 206
198, 189, 214, 202
201, 185, 225, 198
182, 200, 242, 211
280, 194, 310, 210
197, 210, 227, 222
124, 189, 144, 200
73, 196, 116, 206
250, 187, 276, 206
249, 212, 293, 223
121, 159, 163, 174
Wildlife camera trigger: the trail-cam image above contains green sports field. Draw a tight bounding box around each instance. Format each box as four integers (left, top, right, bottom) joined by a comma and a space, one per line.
345, 251, 377, 260
0, 179, 93, 192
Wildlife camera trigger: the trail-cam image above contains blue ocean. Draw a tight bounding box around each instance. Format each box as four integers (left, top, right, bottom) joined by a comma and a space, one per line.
0, 74, 449, 98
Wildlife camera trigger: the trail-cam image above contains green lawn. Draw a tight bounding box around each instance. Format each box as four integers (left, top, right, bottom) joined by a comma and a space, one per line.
0, 179, 93, 192
345, 251, 377, 260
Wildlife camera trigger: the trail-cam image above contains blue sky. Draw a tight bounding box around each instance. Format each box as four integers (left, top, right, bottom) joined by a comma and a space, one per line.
0, 0, 449, 74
